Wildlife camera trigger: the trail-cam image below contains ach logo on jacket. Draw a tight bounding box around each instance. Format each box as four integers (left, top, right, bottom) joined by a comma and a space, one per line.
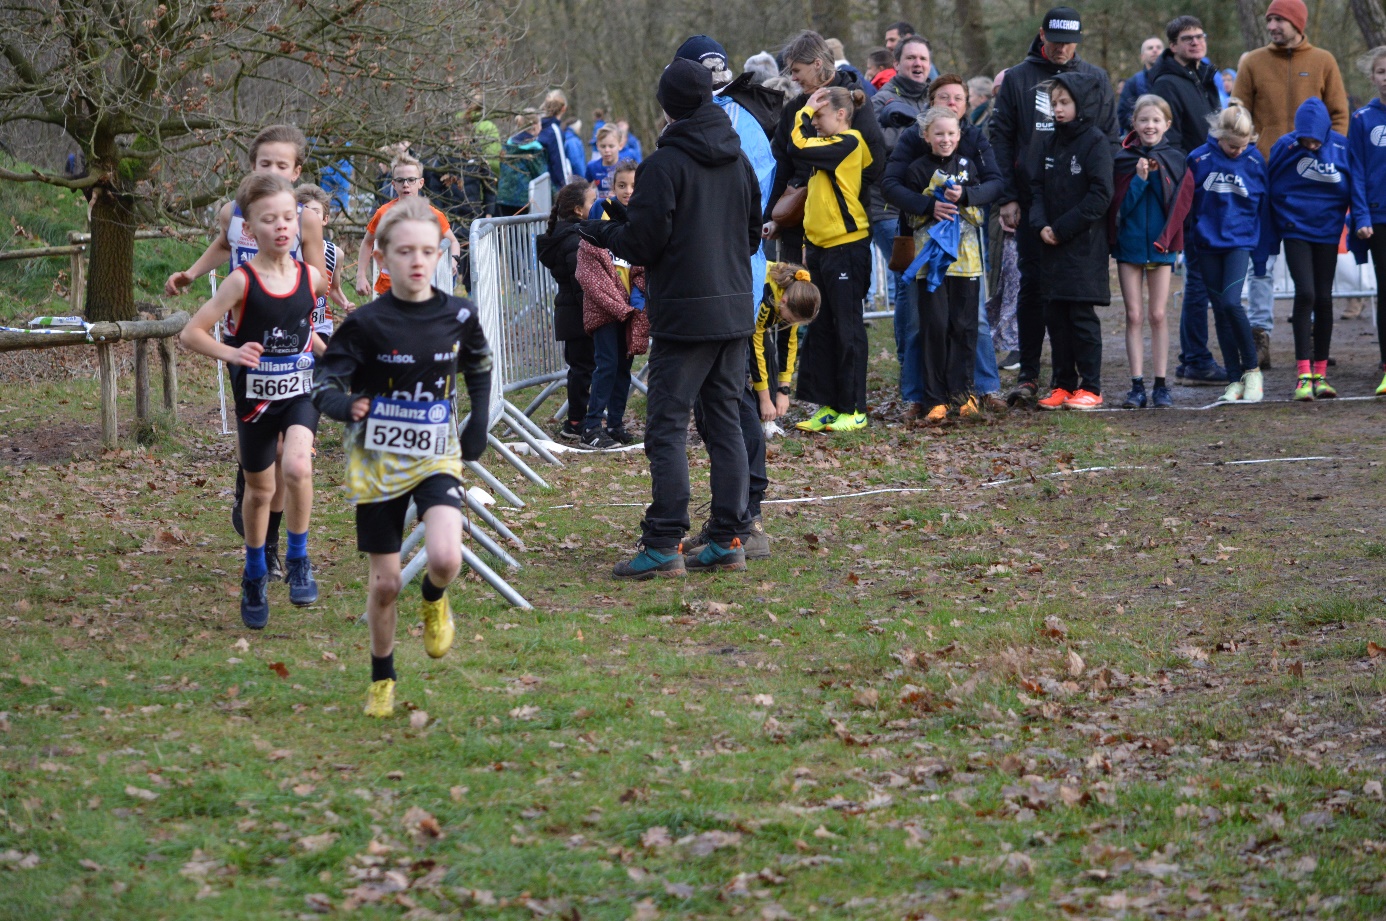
1202, 171, 1249, 197
1294, 157, 1341, 183
1069, 156, 1082, 176
1371, 126, 1386, 147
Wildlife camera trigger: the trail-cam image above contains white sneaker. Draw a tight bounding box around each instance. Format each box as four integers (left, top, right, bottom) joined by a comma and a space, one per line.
1220, 381, 1244, 402
1240, 369, 1263, 403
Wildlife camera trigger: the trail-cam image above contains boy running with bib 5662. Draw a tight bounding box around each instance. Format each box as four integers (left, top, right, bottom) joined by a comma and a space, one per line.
165, 124, 327, 579
312, 196, 492, 719
180, 174, 327, 628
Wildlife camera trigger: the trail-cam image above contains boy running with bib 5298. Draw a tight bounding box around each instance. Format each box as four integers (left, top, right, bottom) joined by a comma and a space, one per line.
312, 196, 492, 719
180, 174, 328, 629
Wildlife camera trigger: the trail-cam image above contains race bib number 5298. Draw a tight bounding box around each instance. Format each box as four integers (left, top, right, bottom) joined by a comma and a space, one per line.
365, 397, 451, 457
246, 354, 314, 400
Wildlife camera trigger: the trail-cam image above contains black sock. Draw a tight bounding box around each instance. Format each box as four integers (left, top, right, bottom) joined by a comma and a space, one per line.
1154, 376, 1167, 389
371, 653, 396, 683
421, 575, 445, 602
1131, 376, 1144, 388
266, 510, 283, 548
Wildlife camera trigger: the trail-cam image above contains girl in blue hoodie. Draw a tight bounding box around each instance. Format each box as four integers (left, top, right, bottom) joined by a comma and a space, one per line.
1349, 46, 1386, 395
1185, 101, 1267, 403
1268, 97, 1369, 401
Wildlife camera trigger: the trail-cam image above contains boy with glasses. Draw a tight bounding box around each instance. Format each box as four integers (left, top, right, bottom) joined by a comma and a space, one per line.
355, 154, 461, 297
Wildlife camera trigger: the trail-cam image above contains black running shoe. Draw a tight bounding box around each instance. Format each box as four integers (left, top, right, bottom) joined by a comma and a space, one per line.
581, 428, 619, 450
606, 425, 639, 446
266, 544, 284, 582
286, 556, 319, 606
241, 573, 270, 629
558, 420, 583, 441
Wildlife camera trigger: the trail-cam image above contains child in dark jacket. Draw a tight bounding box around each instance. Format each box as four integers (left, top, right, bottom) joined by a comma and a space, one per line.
1348, 46, 1386, 395
1029, 71, 1115, 411
1267, 97, 1367, 401
535, 179, 597, 441
1185, 101, 1267, 403
575, 162, 647, 449
1109, 95, 1191, 410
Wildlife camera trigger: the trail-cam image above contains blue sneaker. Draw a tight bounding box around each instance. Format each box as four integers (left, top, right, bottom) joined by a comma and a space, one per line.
684, 537, 748, 573
241, 573, 270, 629
1180, 364, 1226, 386
613, 544, 686, 580
286, 556, 319, 606
1151, 385, 1173, 408
1120, 385, 1147, 409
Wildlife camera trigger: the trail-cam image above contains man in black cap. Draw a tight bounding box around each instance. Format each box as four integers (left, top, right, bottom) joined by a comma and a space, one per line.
580, 58, 763, 580
988, 6, 1119, 406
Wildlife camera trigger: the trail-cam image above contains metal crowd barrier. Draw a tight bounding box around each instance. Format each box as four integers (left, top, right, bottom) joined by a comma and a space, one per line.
1270, 246, 1377, 320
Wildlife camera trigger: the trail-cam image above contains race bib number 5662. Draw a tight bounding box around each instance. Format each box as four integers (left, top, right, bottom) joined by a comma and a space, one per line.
365, 397, 451, 457
246, 354, 314, 400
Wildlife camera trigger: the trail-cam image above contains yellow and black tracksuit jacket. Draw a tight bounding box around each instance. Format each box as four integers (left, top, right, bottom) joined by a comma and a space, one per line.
790, 104, 873, 248
749, 263, 802, 393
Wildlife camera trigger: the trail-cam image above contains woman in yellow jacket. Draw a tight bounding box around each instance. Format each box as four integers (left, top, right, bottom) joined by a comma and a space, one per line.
790, 86, 874, 432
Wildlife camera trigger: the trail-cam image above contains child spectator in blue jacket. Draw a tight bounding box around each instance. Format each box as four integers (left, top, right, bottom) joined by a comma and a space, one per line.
1348, 46, 1386, 395
586, 125, 623, 214
1267, 97, 1368, 401
1184, 101, 1267, 403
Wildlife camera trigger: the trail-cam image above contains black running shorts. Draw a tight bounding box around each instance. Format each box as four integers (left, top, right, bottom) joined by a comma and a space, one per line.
236, 397, 320, 473
355, 474, 463, 554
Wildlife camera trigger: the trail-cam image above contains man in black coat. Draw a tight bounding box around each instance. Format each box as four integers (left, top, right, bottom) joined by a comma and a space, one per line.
1148, 14, 1226, 386
580, 59, 762, 579
988, 6, 1119, 405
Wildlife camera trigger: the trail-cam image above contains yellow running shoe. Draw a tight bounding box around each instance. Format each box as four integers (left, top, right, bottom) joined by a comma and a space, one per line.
1376, 370, 1386, 396
923, 404, 949, 424
364, 679, 395, 718
421, 594, 455, 659
957, 395, 981, 419
825, 411, 867, 432
795, 405, 839, 432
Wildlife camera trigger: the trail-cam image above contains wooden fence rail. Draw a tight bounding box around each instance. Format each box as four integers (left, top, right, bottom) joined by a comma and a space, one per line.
1, 311, 188, 448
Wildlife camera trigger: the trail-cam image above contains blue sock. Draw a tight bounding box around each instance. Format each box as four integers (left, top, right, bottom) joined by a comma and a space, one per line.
286, 529, 308, 561
245, 544, 267, 580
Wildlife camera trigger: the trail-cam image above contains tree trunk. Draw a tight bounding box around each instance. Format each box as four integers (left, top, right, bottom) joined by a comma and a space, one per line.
85, 185, 136, 322
1352, 0, 1386, 48
1237, 0, 1269, 52
955, 0, 991, 75
810, 0, 851, 44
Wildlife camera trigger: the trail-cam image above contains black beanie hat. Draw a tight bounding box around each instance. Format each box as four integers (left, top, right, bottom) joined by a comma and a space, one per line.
657, 58, 713, 120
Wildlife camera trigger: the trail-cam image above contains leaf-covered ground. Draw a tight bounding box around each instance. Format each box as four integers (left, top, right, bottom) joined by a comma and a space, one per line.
2, 316, 1386, 920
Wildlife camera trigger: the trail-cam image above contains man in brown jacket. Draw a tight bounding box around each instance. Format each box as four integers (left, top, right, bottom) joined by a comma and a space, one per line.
1232, 0, 1349, 367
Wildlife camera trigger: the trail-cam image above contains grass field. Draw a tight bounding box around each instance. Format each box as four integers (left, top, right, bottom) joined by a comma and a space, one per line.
3, 318, 1386, 919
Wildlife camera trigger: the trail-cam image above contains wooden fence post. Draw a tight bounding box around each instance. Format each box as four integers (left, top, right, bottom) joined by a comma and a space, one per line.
97, 342, 117, 447
157, 336, 178, 411
67, 232, 85, 315
134, 339, 150, 422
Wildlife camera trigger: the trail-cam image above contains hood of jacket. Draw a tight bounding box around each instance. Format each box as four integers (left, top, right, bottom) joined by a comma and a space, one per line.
535, 219, 580, 270
658, 103, 743, 167
1293, 96, 1332, 145
1148, 47, 1213, 88
882, 71, 930, 102
1053, 71, 1103, 138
